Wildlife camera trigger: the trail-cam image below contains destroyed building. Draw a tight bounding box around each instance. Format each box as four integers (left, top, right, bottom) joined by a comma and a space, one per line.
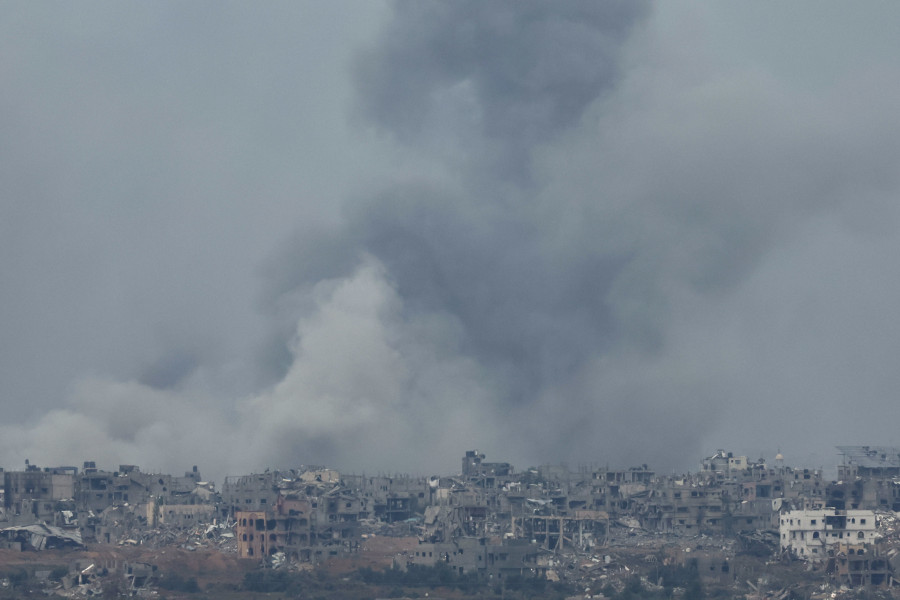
0, 460, 217, 548
3, 445, 900, 594
77, 462, 205, 514
780, 508, 878, 560
830, 542, 892, 588
121, 449, 900, 595
2, 463, 76, 526
0, 522, 83, 551
831, 446, 900, 512
76, 462, 212, 542
227, 468, 404, 561
409, 537, 548, 580
397, 448, 900, 593
234, 491, 360, 562
838, 446, 900, 480
702, 449, 749, 474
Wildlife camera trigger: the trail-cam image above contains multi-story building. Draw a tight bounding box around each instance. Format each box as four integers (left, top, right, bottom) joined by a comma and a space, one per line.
832, 543, 891, 587
77, 462, 204, 515
701, 450, 749, 477
3, 464, 76, 525
408, 537, 547, 580
837, 446, 900, 481
779, 509, 878, 560
235, 492, 359, 562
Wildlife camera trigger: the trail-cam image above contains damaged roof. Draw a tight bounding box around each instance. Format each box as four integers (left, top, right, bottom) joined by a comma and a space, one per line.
837, 446, 900, 469
0, 523, 84, 547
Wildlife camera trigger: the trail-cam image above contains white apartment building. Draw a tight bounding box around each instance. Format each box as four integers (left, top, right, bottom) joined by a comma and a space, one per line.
780, 509, 878, 560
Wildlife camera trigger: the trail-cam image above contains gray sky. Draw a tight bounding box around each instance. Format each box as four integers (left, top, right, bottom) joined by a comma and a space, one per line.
2, 1, 899, 482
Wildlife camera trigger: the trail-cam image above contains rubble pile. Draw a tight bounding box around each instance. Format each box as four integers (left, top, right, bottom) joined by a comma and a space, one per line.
114, 519, 236, 553
4, 448, 900, 597
877, 510, 900, 540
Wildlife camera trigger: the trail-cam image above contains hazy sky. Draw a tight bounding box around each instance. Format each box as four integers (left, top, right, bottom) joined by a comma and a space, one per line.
2, 2, 900, 482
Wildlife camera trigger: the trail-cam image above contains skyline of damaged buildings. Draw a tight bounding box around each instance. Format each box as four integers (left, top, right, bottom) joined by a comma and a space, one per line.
3, 446, 900, 589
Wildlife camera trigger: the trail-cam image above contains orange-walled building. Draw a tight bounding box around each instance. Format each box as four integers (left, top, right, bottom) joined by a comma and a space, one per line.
235, 510, 274, 558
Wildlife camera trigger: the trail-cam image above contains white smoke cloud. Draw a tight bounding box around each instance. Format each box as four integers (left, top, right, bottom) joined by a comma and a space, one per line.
1, 256, 498, 481
5, 2, 900, 482
242, 255, 498, 475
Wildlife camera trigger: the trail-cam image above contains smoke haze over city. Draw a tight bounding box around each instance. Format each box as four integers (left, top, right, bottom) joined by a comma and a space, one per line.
2, 2, 900, 482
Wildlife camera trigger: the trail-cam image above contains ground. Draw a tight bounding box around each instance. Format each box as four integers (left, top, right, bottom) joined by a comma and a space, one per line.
0, 537, 421, 598
322, 534, 419, 574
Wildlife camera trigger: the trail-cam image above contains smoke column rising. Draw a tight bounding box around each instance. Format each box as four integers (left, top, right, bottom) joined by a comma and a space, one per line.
4, 2, 900, 481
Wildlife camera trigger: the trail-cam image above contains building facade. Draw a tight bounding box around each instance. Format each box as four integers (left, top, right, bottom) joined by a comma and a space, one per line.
780, 509, 877, 560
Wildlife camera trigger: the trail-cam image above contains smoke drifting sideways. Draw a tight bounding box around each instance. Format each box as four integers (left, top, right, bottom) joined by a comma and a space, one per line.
4, 1, 900, 483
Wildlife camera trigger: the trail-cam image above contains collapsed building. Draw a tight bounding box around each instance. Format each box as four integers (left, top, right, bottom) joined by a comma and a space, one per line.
830, 542, 892, 588
234, 489, 361, 561
3, 446, 900, 592
0, 522, 83, 551
226, 468, 429, 561
402, 449, 900, 592
1, 460, 215, 546
831, 446, 900, 511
